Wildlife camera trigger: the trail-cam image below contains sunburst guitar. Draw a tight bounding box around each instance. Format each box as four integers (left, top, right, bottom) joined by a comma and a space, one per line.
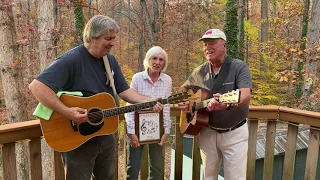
180, 89, 241, 135
40, 92, 189, 152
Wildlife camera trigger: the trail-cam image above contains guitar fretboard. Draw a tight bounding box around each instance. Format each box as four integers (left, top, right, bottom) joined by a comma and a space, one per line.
194, 98, 215, 111
102, 100, 158, 118
101, 98, 171, 118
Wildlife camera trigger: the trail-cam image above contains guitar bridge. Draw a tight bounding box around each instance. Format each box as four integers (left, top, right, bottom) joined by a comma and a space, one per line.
70, 121, 78, 132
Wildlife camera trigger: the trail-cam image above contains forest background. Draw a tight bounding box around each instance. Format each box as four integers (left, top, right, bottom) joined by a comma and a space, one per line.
0, 0, 320, 180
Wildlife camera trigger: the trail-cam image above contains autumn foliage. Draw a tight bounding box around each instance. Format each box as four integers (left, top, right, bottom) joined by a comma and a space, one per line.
0, 0, 320, 114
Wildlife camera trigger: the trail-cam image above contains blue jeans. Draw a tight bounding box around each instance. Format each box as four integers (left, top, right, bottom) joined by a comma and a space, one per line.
62, 135, 115, 180
126, 142, 163, 180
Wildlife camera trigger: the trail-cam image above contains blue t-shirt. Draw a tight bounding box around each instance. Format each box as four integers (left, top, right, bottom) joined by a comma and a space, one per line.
36, 44, 129, 97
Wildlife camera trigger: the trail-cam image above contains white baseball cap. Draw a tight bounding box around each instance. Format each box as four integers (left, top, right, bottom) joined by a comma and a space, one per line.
198, 29, 227, 41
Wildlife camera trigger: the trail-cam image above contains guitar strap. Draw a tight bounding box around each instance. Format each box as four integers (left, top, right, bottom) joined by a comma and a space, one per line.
103, 55, 120, 107
211, 56, 233, 94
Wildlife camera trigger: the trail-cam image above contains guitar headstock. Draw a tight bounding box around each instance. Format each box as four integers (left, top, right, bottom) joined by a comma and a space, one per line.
219, 89, 241, 104
167, 91, 190, 104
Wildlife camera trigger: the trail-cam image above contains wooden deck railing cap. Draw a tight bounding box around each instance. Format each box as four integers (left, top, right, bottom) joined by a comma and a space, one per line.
249, 105, 280, 111
279, 106, 320, 118
248, 105, 279, 119
0, 120, 42, 144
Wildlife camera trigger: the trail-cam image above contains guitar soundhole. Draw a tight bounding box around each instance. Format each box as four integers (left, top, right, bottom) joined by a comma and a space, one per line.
87, 108, 104, 125
79, 122, 103, 136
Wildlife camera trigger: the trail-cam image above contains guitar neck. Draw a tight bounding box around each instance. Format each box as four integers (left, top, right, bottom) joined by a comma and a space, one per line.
101, 99, 169, 118
194, 89, 240, 111
194, 98, 214, 111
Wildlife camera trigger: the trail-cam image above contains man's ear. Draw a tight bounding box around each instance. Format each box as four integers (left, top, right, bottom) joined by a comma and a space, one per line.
90, 37, 97, 42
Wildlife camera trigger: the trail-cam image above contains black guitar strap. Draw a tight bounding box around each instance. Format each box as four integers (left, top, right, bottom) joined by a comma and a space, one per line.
211, 56, 233, 94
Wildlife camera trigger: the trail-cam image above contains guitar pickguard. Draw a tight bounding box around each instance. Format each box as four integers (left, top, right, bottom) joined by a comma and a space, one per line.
79, 122, 104, 136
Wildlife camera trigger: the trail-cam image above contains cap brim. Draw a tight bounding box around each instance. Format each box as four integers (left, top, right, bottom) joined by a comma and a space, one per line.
198, 37, 224, 42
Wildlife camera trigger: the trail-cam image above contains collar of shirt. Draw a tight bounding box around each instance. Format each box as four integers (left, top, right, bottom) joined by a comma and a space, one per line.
203, 56, 228, 78
142, 70, 164, 82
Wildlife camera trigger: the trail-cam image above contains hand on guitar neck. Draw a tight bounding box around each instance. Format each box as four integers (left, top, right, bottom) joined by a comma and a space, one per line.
207, 93, 229, 111
179, 89, 241, 135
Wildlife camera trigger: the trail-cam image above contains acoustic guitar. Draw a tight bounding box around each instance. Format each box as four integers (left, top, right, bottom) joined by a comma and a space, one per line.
40, 92, 189, 152
180, 89, 241, 135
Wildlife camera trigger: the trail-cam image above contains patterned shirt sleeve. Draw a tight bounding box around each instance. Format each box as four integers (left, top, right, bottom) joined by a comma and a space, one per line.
125, 74, 139, 134
163, 76, 172, 134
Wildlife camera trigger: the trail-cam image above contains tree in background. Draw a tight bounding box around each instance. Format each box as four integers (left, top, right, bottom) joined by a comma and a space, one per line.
238, 0, 245, 61
260, 0, 268, 76
73, 0, 85, 45
38, 0, 58, 179
224, 0, 239, 59
1, 0, 320, 125
0, 0, 29, 179
295, 0, 310, 100
301, 0, 320, 110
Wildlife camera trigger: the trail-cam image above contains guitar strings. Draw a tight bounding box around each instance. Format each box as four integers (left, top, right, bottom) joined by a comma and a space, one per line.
85, 93, 187, 123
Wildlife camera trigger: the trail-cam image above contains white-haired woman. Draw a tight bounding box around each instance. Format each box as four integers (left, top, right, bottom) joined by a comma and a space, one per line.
126, 46, 172, 180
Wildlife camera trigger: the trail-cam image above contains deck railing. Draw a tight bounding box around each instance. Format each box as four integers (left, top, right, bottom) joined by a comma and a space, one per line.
0, 106, 320, 180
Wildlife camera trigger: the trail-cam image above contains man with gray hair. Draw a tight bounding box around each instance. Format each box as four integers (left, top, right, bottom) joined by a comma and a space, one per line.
179, 29, 252, 180
29, 15, 162, 180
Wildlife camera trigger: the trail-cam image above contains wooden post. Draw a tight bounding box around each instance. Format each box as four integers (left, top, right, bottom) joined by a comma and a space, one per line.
263, 120, 277, 180
192, 135, 201, 180
53, 151, 65, 180
304, 128, 320, 180
282, 123, 298, 180
2, 143, 17, 180
247, 119, 258, 180
174, 115, 183, 180
28, 138, 43, 180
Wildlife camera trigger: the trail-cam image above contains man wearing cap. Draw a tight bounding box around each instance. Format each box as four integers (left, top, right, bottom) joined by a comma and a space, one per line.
179, 29, 252, 180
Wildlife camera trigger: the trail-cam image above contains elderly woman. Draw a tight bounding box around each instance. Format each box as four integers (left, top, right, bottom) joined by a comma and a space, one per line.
126, 46, 172, 180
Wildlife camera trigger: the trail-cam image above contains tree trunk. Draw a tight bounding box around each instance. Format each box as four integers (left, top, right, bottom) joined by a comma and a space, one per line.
73, 0, 85, 45
38, 0, 57, 179
296, 0, 311, 99
114, 1, 122, 63
126, 0, 131, 65
88, 0, 92, 18
0, 1, 29, 180
302, 0, 320, 97
138, 34, 144, 72
38, 0, 57, 70
260, 0, 268, 75
151, 0, 160, 43
238, 0, 245, 61
138, 0, 145, 71
245, 0, 249, 63
140, 0, 160, 46
224, 0, 239, 59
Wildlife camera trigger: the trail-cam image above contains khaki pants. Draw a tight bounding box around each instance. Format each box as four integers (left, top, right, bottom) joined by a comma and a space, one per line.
199, 123, 248, 180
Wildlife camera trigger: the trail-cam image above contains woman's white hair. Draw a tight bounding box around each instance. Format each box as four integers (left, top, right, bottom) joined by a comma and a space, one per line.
83, 15, 120, 42
143, 46, 168, 72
